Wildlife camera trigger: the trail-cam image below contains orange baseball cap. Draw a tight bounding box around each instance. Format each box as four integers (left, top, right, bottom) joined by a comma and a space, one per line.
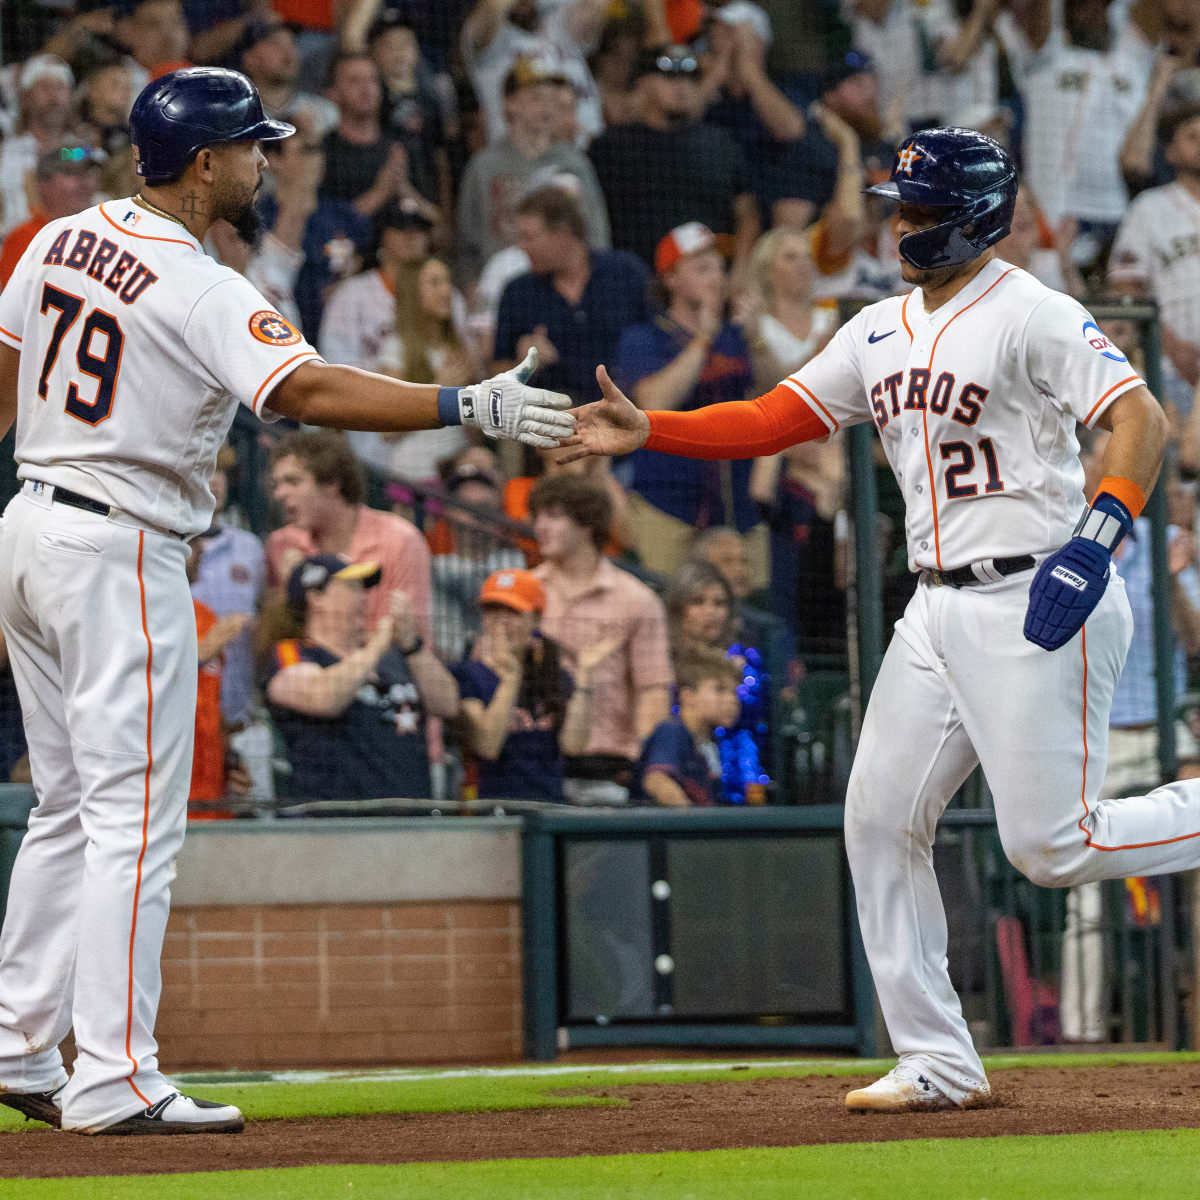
655, 221, 718, 275
479, 569, 546, 614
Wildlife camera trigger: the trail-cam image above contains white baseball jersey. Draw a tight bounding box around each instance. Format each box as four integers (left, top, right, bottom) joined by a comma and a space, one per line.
787, 257, 1143, 571
1012, 19, 1152, 225
1110, 182, 1200, 345
0, 198, 323, 536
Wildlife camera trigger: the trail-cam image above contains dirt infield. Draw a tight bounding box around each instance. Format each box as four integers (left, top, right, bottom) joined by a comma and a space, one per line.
6, 1062, 1200, 1178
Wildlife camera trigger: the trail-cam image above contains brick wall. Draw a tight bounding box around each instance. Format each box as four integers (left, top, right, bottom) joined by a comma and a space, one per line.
157, 900, 523, 1070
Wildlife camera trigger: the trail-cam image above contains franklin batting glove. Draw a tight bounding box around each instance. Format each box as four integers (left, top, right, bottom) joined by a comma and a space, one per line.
437, 348, 575, 448
1023, 491, 1133, 651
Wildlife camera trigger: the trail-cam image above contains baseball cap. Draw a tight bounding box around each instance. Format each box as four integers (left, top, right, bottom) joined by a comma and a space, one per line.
479, 569, 546, 614
286, 555, 383, 608
634, 44, 700, 82
821, 48, 872, 95
378, 197, 434, 233
504, 56, 571, 96
19, 54, 73, 92
36, 141, 106, 180
367, 6, 417, 44
655, 221, 718, 275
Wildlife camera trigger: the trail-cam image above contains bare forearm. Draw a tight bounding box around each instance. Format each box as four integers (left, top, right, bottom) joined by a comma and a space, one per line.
270, 361, 442, 430
406, 648, 460, 718
742, 68, 805, 141
340, 0, 383, 50
632, 340, 710, 411
268, 646, 384, 717
0, 344, 18, 441
559, 680, 594, 757
468, 675, 523, 758
1096, 388, 1170, 499
464, 0, 508, 52
643, 771, 689, 807
635, 686, 671, 742
271, 199, 316, 254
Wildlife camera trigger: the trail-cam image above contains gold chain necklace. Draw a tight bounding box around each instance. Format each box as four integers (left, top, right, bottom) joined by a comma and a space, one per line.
133, 195, 193, 235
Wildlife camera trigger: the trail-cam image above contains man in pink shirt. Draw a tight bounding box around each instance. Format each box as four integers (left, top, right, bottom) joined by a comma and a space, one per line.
267, 430, 431, 633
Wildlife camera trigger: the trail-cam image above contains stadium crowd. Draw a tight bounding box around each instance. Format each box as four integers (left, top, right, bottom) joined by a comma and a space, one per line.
3, 0, 1200, 825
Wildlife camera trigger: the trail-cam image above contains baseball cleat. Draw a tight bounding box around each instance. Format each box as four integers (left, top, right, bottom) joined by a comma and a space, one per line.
845, 1064, 961, 1112
0, 1085, 65, 1128
92, 1092, 244, 1135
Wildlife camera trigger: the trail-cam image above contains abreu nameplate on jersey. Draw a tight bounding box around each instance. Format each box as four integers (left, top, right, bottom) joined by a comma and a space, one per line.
249, 310, 302, 346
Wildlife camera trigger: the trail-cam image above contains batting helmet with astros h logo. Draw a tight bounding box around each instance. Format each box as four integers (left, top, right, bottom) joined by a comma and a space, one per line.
129, 67, 294, 184
867, 127, 1018, 272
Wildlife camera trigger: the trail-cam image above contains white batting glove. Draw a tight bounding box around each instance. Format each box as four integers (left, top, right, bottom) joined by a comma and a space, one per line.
439, 349, 575, 448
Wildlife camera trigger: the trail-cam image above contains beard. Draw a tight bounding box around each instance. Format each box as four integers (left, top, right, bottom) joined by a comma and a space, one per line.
227, 199, 263, 248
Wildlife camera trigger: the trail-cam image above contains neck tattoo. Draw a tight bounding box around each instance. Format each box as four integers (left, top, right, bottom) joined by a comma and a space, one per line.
134, 195, 193, 233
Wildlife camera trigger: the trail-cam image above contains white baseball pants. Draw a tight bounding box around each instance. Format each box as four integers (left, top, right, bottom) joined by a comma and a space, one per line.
847, 568, 1200, 1103
0, 487, 194, 1131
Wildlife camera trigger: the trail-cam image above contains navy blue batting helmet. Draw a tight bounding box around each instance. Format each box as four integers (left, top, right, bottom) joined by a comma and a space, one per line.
867, 127, 1018, 271
129, 67, 294, 184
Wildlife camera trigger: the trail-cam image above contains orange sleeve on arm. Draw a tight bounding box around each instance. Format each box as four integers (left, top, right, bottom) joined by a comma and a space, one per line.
644, 380, 838, 459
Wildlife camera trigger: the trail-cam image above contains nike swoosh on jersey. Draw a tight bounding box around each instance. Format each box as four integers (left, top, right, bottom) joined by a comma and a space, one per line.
868, 330, 896, 344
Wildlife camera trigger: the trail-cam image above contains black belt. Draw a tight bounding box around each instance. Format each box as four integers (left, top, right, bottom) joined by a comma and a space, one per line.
926, 554, 1036, 588
32, 481, 186, 540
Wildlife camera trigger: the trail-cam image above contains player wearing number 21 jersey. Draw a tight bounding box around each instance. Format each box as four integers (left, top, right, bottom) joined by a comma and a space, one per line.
562, 128, 1200, 1115
0, 68, 571, 1137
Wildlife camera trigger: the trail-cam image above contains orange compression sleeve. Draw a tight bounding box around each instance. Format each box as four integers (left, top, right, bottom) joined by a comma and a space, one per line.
643, 380, 838, 459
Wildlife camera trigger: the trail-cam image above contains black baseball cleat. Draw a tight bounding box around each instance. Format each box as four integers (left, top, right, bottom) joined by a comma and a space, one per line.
0, 1086, 65, 1128
92, 1092, 244, 1135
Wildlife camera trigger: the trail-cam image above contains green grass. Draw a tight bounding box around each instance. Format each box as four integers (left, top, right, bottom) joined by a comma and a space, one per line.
3, 1050, 1198, 1129
3, 1129, 1197, 1198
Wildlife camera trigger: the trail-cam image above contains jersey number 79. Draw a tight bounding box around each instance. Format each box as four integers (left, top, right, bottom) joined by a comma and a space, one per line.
38, 283, 124, 427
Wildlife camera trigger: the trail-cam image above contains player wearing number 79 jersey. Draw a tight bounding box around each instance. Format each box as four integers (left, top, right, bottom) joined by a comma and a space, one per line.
0, 68, 571, 1137
562, 128, 1200, 1115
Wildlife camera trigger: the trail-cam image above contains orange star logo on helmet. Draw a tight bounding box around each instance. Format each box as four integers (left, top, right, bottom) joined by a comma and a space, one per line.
248, 310, 301, 346
897, 147, 923, 175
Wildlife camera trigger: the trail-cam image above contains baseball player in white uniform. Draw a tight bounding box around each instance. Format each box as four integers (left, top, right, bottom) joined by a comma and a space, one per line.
0, 68, 571, 1135
561, 127, 1197, 1111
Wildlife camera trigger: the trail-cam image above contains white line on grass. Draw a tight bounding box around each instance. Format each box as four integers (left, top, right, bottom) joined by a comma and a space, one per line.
176, 1058, 894, 1088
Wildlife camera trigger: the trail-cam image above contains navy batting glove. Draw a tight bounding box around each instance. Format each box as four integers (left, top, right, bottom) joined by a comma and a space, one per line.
1023, 492, 1132, 651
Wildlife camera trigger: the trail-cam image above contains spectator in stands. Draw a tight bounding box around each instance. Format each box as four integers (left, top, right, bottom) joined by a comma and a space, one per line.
0, 141, 102, 288
998, 184, 1072, 293
267, 556, 459, 803
111, 0, 191, 94
453, 568, 616, 801
590, 14, 642, 128
257, 128, 372, 340
358, 7, 449, 211
190, 445, 266, 730
456, 58, 610, 284
266, 430, 433, 636
613, 223, 758, 577
693, 526, 755, 606
319, 203, 469, 460
238, 13, 340, 139
530, 475, 673, 804
739, 227, 837, 392
1111, 90, 1200, 416
639, 648, 741, 807
1119, 19, 1200, 191
429, 463, 526, 658
321, 50, 436, 224
664, 558, 736, 661
0, 55, 76, 237
491, 186, 648, 405
74, 46, 135, 165
461, 0, 605, 146
1011, 0, 1158, 279
589, 45, 758, 271
504, 444, 634, 561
